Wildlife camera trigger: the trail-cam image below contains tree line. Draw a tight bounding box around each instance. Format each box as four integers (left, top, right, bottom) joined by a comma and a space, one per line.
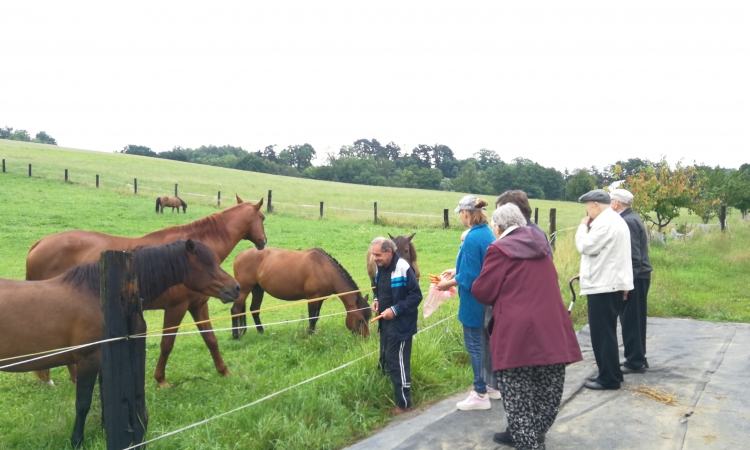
1, 127, 57, 145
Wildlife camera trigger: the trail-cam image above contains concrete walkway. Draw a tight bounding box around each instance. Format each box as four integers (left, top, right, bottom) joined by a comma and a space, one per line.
345, 318, 750, 450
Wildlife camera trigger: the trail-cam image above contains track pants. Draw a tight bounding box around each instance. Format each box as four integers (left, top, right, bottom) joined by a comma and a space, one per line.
379, 320, 413, 409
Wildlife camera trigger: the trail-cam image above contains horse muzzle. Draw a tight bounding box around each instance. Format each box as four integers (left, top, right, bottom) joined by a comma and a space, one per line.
219, 283, 241, 304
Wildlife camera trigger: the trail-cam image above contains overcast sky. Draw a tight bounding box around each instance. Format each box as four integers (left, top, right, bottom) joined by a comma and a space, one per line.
2, 1, 748, 172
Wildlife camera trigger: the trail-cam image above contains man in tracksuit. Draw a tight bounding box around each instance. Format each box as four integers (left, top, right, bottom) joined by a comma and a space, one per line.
369, 236, 423, 415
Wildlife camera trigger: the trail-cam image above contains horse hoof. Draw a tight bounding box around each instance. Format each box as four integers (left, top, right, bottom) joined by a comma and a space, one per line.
221, 370, 231, 378
157, 380, 170, 389
47, 380, 56, 387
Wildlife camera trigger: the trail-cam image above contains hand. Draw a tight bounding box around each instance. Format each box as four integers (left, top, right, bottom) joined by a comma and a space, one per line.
436, 279, 454, 291
381, 308, 395, 321
580, 216, 592, 226
372, 301, 379, 314
623, 291, 629, 301
441, 269, 456, 280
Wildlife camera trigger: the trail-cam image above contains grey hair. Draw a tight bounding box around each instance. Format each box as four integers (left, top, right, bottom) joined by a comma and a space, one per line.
491, 203, 527, 231
370, 237, 397, 252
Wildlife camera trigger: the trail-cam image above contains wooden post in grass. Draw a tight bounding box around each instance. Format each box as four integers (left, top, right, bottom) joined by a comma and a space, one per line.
99, 250, 148, 450
28, 164, 32, 177
2, 159, 5, 173
374, 202, 378, 224
549, 208, 557, 250
64, 169, 68, 182
134, 178, 137, 194
720, 205, 727, 232
267, 190, 273, 213
534, 208, 539, 224
217, 191, 221, 207
174, 184, 178, 197
96, 174, 99, 189
444, 209, 449, 228
320, 201, 324, 218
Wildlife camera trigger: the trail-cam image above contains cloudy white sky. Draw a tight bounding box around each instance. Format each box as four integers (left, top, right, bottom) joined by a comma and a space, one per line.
2, 1, 748, 172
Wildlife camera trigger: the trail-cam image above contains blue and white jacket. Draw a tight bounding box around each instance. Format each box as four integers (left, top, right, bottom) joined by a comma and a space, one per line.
374, 253, 423, 340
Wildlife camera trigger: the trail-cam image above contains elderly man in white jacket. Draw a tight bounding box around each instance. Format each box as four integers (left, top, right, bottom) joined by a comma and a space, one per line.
575, 189, 634, 391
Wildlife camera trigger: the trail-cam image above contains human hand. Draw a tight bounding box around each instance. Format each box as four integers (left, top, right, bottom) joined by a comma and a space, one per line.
441, 268, 456, 280
580, 216, 592, 226
436, 279, 454, 291
381, 308, 395, 321
623, 291, 628, 301
372, 301, 379, 314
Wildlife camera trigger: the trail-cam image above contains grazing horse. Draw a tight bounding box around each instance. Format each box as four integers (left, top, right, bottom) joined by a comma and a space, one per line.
1, 239, 239, 448
366, 233, 419, 289
25, 195, 266, 388
156, 195, 187, 213
231, 247, 372, 339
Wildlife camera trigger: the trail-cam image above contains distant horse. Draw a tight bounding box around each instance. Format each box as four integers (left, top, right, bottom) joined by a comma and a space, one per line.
25, 195, 266, 388
1, 239, 239, 448
156, 195, 187, 213
366, 233, 419, 289
231, 247, 372, 339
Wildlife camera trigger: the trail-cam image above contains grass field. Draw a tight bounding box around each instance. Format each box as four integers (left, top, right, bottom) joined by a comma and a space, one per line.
1, 140, 749, 449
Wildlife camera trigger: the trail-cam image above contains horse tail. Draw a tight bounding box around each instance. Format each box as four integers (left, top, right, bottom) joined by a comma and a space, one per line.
155, 197, 161, 212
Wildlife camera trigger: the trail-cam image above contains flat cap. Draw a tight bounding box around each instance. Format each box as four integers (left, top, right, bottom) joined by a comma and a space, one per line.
610, 189, 634, 204
578, 189, 611, 204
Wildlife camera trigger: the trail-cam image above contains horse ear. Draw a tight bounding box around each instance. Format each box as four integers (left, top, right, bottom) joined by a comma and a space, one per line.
236, 194, 244, 204
185, 239, 196, 253
388, 233, 395, 240
407, 233, 416, 242
255, 197, 264, 210
364, 294, 370, 303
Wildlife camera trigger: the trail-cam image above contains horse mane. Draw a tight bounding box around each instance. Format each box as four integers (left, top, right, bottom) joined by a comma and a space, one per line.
176, 196, 187, 207
60, 239, 216, 302
312, 248, 371, 316
168, 212, 230, 244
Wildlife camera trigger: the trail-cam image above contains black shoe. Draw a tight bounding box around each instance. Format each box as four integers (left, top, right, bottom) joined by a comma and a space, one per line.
584, 381, 620, 390
621, 365, 646, 374
493, 429, 545, 446
586, 375, 598, 382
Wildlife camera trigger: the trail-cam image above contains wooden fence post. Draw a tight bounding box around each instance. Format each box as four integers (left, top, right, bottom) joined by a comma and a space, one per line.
218, 191, 221, 207
174, 184, 178, 197
320, 201, 324, 218
534, 208, 539, 224
2, 159, 5, 173
720, 205, 727, 232
28, 164, 32, 177
374, 202, 378, 224
65, 169, 68, 182
444, 209, 449, 228
99, 250, 148, 449
267, 190, 273, 213
96, 175, 99, 189
549, 208, 557, 250
134, 178, 137, 194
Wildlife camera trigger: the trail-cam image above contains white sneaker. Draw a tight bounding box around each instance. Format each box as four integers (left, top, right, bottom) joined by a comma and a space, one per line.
456, 390, 491, 411
486, 386, 502, 400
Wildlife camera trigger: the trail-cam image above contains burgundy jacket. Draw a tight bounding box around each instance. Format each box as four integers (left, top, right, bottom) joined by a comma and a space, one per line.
472, 226, 583, 371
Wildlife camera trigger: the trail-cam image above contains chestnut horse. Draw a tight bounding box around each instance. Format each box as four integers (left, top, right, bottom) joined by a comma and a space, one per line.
366, 233, 419, 289
25, 195, 266, 388
1, 239, 239, 448
231, 247, 371, 339
156, 195, 187, 213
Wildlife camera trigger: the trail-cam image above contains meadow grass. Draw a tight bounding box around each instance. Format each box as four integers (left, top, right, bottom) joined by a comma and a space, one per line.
1, 141, 749, 449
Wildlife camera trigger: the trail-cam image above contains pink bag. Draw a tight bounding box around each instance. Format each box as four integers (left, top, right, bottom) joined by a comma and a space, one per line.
423, 283, 456, 318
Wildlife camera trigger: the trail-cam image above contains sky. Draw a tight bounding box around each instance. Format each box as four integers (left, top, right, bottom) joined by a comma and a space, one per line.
2, 1, 749, 172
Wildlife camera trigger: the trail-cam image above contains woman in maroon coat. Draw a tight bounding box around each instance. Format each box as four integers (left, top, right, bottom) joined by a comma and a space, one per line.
472, 204, 582, 450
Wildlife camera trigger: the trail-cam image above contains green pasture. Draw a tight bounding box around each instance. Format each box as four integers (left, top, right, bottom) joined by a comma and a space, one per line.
1, 141, 749, 449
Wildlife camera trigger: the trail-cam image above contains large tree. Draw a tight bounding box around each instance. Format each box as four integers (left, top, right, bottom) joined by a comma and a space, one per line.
565, 169, 598, 201
32, 131, 57, 145
121, 145, 157, 157
278, 143, 316, 171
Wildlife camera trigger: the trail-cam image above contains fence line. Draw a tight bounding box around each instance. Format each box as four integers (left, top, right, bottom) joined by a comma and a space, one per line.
122, 312, 458, 450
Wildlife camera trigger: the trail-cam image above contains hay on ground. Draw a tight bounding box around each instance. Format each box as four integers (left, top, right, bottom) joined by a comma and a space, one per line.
626, 384, 678, 406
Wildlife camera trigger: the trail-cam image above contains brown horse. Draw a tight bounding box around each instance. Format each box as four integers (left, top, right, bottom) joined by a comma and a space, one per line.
156, 195, 187, 213
25, 195, 266, 388
366, 233, 419, 289
1, 239, 239, 448
231, 247, 372, 339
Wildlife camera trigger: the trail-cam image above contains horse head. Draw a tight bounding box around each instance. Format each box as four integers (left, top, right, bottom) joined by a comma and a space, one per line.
235, 194, 267, 250
345, 293, 371, 337
388, 233, 419, 280
181, 239, 240, 303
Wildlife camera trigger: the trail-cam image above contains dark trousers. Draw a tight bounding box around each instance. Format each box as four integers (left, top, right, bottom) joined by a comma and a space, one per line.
587, 292, 624, 388
620, 278, 650, 369
378, 320, 413, 409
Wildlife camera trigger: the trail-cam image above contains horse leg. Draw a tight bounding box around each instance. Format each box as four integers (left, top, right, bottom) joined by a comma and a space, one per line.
68, 364, 77, 384
307, 300, 324, 334
70, 352, 100, 448
231, 287, 250, 340
188, 301, 230, 377
33, 369, 54, 386
153, 303, 189, 388
249, 285, 265, 334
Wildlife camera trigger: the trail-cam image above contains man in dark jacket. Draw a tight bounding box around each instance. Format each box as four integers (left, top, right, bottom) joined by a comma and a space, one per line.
610, 189, 653, 373
369, 236, 423, 415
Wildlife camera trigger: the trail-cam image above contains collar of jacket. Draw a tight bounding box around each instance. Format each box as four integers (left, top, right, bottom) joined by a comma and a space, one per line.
498, 225, 520, 240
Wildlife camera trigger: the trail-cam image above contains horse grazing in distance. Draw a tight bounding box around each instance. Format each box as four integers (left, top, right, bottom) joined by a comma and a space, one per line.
367, 233, 419, 289
231, 247, 372, 339
1, 239, 239, 448
156, 195, 187, 213
25, 194, 266, 388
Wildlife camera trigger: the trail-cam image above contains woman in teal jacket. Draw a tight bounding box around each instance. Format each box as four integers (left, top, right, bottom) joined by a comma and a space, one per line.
437, 195, 499, 411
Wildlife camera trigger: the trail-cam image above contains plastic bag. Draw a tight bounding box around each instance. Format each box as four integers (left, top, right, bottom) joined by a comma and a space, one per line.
423, 283, 456, 318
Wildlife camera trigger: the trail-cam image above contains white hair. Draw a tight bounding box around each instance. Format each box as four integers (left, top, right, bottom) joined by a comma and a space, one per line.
370, 236, 397, 252
491, 203, 526, 231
